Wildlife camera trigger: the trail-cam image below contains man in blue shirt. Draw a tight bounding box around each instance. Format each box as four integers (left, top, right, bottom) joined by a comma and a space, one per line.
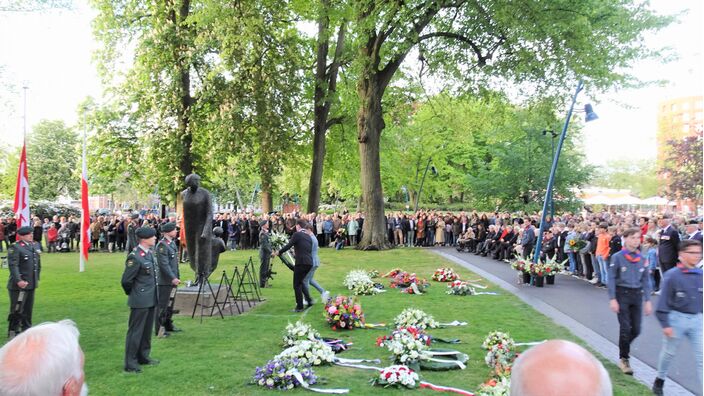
608, 227, 653, 375
651, 240, 703, 395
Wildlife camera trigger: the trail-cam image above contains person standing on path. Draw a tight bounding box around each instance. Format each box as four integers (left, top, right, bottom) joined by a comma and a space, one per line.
658, 215, 680, 274
608, 227, 653, 375
651, 240, 703, 396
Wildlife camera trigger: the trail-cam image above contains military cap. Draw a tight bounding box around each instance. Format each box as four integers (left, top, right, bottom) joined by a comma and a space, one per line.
259, 220, 268, 227
135, 227, 156, 239
160, 222, 177, 233
17, 226, 33, 235
130, 213, 140, 220
213, 226, 223, 236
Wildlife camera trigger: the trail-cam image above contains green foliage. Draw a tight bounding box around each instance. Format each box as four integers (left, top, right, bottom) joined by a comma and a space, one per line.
0, 143, 20, 200
26, 120, 80, 200
592, 159, 660, 198
660, 129, 703, 200
0, 200, 80, 219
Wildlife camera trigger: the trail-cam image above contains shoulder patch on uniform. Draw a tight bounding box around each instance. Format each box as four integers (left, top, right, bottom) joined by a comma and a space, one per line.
158, 245, 165, 253
127, 259, 135, 267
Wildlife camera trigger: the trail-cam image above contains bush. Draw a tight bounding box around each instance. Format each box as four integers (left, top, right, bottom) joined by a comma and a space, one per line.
0, 200, 81, 220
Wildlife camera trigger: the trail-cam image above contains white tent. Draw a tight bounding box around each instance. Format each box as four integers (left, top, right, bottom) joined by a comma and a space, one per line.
641, 196, 669, 206
615, 195, 643, 205
584, 195, 613, 205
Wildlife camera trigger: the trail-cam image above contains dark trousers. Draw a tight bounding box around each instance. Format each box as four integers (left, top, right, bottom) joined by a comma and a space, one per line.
616, 286, 643, 359
155, 286, 174, 334
8, 289, 35, 332
293, 264, 313, 309
522, 243, 534, 259
125, 306, 155, 370
659, 259, 677, 275
259, 255, 271, 287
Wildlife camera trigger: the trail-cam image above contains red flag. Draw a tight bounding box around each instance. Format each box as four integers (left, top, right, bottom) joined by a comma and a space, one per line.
80, 132, 90, 271
13, 143, 30, 237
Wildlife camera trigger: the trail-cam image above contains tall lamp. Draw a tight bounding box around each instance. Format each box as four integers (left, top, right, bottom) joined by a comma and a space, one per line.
532, 81, 598, 263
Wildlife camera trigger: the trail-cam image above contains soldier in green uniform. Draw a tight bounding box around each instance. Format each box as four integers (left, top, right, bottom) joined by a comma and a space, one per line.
154, 222, 181, 337
259, 220, 272, 288
7, 226, 41, 336
121, 227, 159, 373
125, 213, 139, 254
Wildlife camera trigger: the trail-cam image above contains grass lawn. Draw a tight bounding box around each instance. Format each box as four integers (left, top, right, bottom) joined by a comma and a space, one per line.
0, 248, 650, 395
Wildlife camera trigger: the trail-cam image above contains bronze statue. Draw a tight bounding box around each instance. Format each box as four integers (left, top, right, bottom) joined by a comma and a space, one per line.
181, 173, 213, 285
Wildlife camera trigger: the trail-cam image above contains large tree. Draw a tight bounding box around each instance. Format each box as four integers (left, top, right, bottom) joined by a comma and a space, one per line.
350, 0, 670, 249
25, 120, 80, 200
92, 0, 202, 203
660, 128, 703, 201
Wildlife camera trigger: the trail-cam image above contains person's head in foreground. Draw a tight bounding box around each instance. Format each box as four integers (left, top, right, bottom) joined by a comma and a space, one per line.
0, 319, 87, 396
510, 339, 611, 396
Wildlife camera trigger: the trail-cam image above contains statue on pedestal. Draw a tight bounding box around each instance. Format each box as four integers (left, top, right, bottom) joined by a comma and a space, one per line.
181, 173, 213, 285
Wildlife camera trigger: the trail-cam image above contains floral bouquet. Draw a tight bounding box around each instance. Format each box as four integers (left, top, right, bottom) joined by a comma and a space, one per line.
477, 375, 511, 396
529, 262, 546, 277
368, 269, 380, 278
568, 238, 586, 252
271, 231, 295, 270
484, 342, 517, 375
394, 308, 439, 330
376, 326, 432, 366
510, 257, 529, 273
382, 268, 404, 278
324, 295, 365, 330
482, 331, 515, 351
282, 321, 321, 347
370, 365, 420, 389
276, 340, 335, 366
252, 357, 317, 391
343, 270, 382, 295
445, 280, 476, 296
390, 271, 430, 294
432, 267, 460, 282
543, 257, 564, 274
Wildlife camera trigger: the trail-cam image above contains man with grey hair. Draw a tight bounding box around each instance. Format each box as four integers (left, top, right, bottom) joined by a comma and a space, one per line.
510, 339, 612, 396
0, 319, 87, 396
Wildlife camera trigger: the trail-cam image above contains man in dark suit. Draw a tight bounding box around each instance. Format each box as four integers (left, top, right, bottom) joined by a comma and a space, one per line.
657, 215, 680, 274
274, 220, 314, 312
122, 227, 159, 373
6, 226, 41, 336
154, 222, 180, 337
685, 220, 702, 242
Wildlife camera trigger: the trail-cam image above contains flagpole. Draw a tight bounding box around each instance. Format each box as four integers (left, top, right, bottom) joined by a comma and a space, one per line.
79, 117, 89, 272
22, 84, 28, 140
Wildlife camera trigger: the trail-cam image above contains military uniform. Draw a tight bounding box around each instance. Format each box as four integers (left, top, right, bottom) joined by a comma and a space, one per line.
7, 229, 41, 334
259, 225, 272, 288
155, 234, 179, 335
125, 216, 138, 254
121, 231, 158, 372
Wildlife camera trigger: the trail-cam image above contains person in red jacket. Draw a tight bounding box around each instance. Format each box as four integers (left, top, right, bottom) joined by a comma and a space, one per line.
47, 224, 58, 253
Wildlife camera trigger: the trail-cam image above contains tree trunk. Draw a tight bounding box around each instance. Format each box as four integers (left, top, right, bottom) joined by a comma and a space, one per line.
307, 6, 345, 213
260, 190, 273, 213
356, 75, 389, 250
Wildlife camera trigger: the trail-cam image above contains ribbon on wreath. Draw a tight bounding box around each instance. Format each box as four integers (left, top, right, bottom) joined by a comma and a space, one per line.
438, 320, 468, 327
322, 338, 353, 352
515, 340, 546, 347
362, 323, 387, 329
334, 357, 381, 364
419, 381, 475, 396
473, 292, 499, 295
291, 371, 349, 394
420, 349, 469, 371
432, 337, 461, 344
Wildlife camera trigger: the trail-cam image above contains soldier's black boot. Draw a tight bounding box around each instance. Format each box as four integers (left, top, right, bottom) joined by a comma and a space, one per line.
652, 378, 664, 395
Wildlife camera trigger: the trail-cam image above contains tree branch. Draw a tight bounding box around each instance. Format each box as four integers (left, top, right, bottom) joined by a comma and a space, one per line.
418, 32, 487, 65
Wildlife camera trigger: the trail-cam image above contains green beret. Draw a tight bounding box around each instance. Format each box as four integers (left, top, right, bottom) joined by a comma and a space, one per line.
160, 222, 177, 233
135, 227, 156, 239
130, 213, 140, 220
259, 220, 268, 227
17, 226, 33, 236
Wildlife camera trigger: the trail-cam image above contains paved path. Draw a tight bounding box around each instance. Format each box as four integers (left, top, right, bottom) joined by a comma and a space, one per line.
433, 247, 700, 395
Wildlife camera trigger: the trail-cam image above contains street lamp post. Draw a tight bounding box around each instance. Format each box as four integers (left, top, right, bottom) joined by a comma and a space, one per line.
542, 129, 559, 218
532, 81, 597, 263
414, 157, 437, 212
